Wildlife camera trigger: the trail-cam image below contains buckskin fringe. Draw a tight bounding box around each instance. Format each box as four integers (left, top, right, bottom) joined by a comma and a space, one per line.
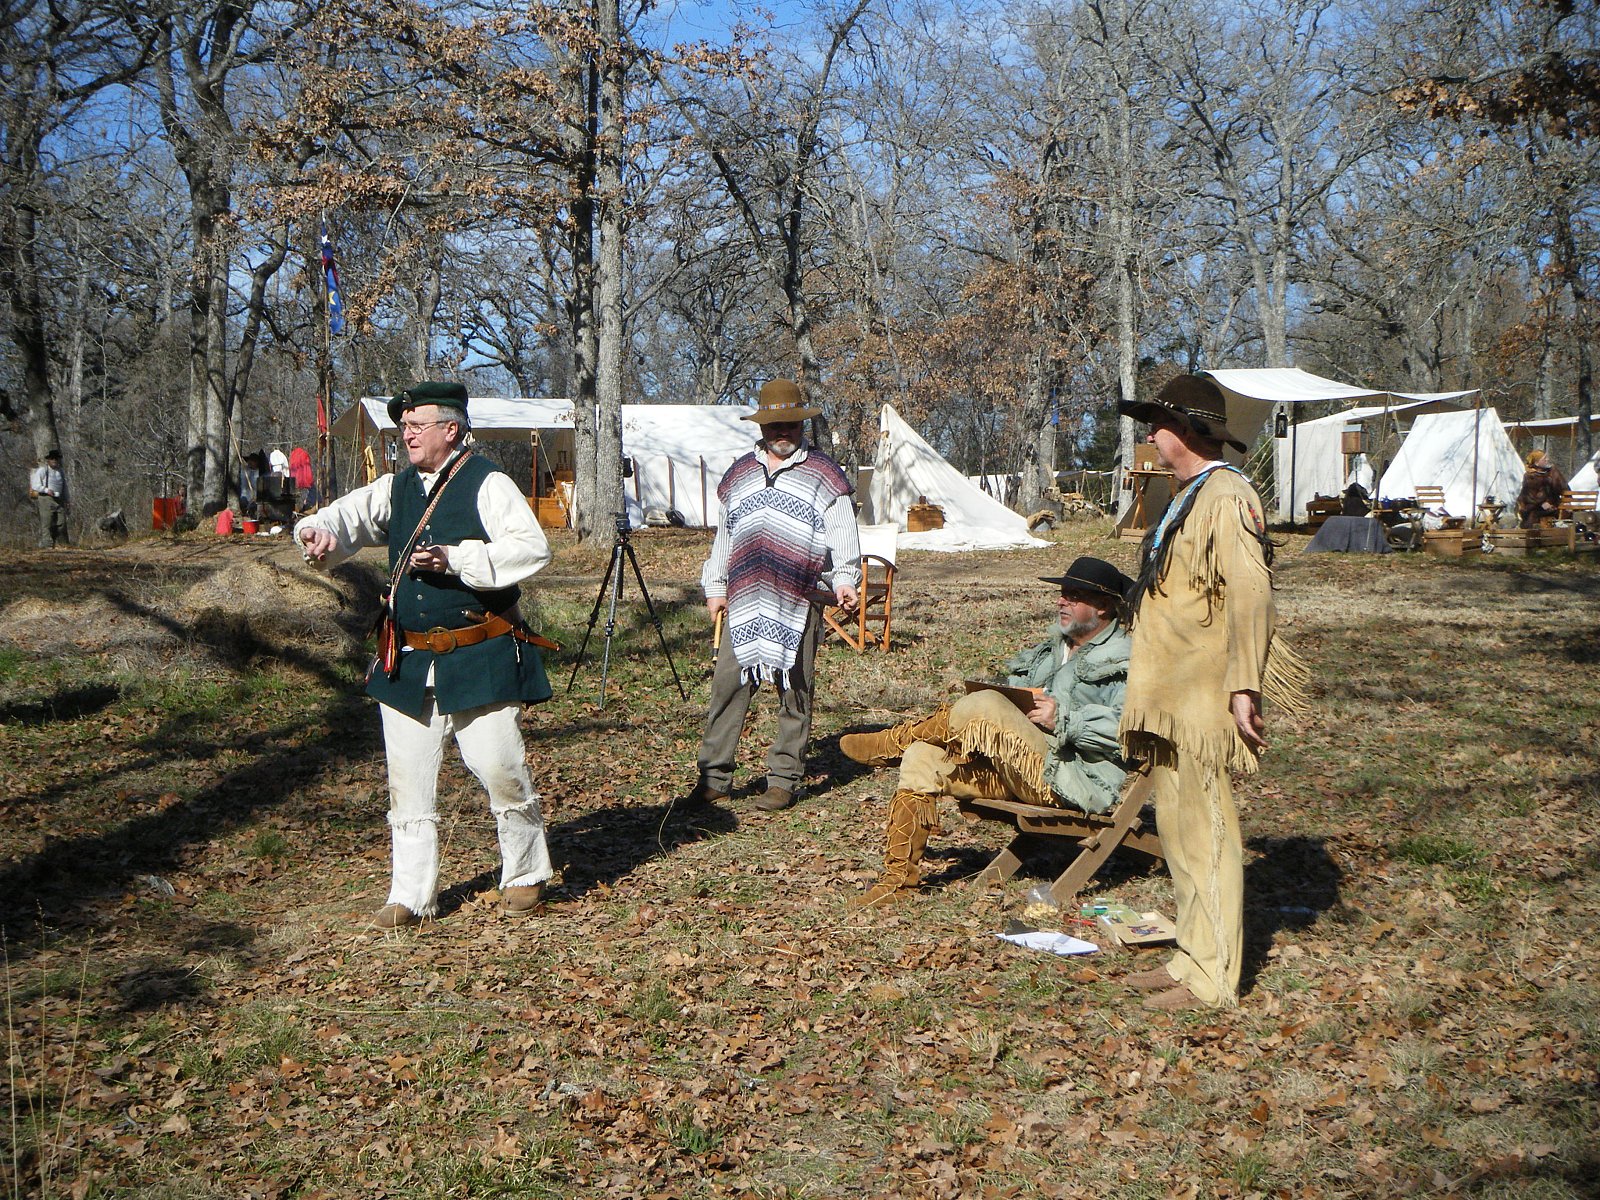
1120, 712, 1262, 776
1261, 634, 1310, 720
956, 718, 1050, 805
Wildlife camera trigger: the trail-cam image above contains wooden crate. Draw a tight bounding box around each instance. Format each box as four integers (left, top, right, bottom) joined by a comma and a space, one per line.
907, 503, 945, 532
1423, 530, 1481, 557
1306, 498, 1341, 531
1487, 527, 1568, 556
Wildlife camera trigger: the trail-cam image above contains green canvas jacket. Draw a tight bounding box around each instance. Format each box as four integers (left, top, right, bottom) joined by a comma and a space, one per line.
1004, 619, 1130, 813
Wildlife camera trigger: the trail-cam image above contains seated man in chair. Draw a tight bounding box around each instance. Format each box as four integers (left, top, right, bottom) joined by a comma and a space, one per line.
845, 556, 1132, 908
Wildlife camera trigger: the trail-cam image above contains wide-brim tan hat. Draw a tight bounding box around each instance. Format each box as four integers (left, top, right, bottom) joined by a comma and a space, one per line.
1118, 374, 1248, 453
742, 378, 821, 423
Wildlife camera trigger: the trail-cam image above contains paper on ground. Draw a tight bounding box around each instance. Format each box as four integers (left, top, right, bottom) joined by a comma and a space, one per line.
995, 930, 1099, 956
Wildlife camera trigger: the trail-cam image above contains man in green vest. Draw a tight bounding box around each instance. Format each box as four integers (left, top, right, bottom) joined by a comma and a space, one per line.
296, 381, 555, 929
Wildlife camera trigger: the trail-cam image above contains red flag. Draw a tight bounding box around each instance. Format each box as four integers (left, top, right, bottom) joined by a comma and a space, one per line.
316, 390, 329, 435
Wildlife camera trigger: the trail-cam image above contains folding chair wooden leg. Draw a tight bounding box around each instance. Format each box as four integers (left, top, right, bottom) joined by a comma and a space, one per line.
975, 837, 1028, 887
956, 765, 1161, 906
1047, 769, 1156, 905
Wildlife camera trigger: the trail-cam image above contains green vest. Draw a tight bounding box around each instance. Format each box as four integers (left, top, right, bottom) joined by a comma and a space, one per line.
365, 453, 552, 718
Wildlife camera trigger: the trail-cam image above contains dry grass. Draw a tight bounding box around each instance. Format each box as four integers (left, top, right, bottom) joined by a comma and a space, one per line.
0, 526, 1596, 1198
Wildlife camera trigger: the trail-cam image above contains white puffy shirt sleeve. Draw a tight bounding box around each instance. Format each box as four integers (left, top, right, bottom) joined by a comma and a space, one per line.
449, 471, 552, 589
292, 475, 396, 568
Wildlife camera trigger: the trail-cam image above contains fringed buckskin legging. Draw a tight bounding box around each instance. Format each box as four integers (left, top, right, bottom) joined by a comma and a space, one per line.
1146, 741, 1242, 1008
895, 690, 1057, 807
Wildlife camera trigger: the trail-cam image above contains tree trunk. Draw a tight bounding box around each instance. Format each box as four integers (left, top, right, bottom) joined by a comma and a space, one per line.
568, 56, 601, 540
593, 0, 627, 526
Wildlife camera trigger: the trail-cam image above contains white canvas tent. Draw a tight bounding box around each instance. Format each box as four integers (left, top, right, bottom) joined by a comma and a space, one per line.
327, 397, 757, 528
869, 405, 1048, 551
1269, 397, 1466, 522
1378, 408, 1525, 517
618, 405, 757, 527
1571, 450, 1600, 493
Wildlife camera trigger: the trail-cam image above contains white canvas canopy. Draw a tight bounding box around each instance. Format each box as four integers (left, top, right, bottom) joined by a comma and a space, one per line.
1378, 408, 1525, 516
329, 396, 574, 442
1270, 397, 1465, 521
327, 396, 757, 527
869, 405, 1048, 551
1199, 369, 1478, 519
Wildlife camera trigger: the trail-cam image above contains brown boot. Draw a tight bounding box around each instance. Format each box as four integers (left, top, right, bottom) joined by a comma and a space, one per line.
850, 789, 942, 908
840, 705, 953, 768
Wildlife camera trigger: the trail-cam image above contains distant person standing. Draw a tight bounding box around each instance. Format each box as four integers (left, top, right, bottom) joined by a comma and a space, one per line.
683, 379, 860, 813
28, 449, 67, 548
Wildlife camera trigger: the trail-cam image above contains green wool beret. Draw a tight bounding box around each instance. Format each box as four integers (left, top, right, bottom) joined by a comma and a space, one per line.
388, 381, 469, 424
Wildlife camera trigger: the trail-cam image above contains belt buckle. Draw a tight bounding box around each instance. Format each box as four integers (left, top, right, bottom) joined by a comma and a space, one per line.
427, 625, 458, 653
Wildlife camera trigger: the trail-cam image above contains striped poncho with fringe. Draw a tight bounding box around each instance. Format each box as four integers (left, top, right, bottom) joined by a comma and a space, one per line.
1120, 465, 1308, 774
715, 448, 854, 686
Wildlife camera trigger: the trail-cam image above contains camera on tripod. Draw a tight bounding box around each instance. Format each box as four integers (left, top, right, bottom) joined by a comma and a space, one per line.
614, 513, 631, 538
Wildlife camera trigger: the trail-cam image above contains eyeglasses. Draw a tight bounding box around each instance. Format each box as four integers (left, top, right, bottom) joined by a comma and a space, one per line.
399, 420, 450, 435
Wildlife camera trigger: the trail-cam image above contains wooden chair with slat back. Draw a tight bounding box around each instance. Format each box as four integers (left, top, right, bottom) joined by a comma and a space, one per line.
1413, 484, 1448, 513
1558, 490, 1598, 523
823, 523, 899, 652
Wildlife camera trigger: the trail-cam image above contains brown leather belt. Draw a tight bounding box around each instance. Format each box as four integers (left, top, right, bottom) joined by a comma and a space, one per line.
402, 612, 559, 655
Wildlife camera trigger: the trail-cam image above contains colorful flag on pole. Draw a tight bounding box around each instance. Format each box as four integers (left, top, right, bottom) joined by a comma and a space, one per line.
321, 225, 346, 336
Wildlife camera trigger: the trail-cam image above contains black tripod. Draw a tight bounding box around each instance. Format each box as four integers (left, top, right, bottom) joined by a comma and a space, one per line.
567, 514, 687, 709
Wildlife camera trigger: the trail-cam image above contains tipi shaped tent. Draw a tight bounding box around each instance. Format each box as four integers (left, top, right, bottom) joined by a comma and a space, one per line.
868, 405, 1047, 551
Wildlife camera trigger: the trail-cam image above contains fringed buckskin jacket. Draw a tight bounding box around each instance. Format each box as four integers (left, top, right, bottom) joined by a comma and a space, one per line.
1120, 468, 1297, 776
1004, 620, 1131, 813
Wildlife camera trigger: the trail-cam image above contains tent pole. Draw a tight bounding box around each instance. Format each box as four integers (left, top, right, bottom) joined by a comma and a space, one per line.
1289, 407, 1300, 529
700, 457, 707, 528
1472, 393, 1482, 520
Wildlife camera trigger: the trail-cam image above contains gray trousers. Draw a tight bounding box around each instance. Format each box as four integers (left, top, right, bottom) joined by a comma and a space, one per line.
696, 605, 823, 792
36, 495, 65, 547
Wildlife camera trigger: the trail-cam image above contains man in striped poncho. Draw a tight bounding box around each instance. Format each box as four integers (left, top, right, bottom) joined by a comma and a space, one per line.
683, 379, 861, 813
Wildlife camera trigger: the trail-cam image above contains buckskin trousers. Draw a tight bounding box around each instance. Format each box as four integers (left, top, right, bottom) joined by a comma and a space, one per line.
379, 697, 552, 918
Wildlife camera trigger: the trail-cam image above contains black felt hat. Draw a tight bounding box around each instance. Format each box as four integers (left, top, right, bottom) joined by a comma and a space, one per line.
388, 381, 470, 425
1118, 374, 1248, 453
1038, 556, 1134, 601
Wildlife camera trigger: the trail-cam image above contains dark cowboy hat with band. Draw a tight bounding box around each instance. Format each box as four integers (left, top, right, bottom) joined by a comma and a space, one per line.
1039, 556, 1134, 602
741, 378, 821, 424
388, 380, 471, 425
1118, 374, 1248, 454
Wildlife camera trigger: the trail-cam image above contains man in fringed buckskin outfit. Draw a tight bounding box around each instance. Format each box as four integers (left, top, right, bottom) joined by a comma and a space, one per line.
843, 557, 1133, 908
296, 382, 556, 929
1117, 375, 1306, 1011
683, 379, 860, 813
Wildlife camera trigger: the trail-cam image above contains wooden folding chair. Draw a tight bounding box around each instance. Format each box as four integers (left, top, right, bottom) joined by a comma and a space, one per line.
824, 523, 898, 651
955, 765, 1162, 905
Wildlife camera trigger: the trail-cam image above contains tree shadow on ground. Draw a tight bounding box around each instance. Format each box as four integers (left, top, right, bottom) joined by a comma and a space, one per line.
1242, 834, 1344, 994
0, 586, 380, 961
0, 683, 121, 725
